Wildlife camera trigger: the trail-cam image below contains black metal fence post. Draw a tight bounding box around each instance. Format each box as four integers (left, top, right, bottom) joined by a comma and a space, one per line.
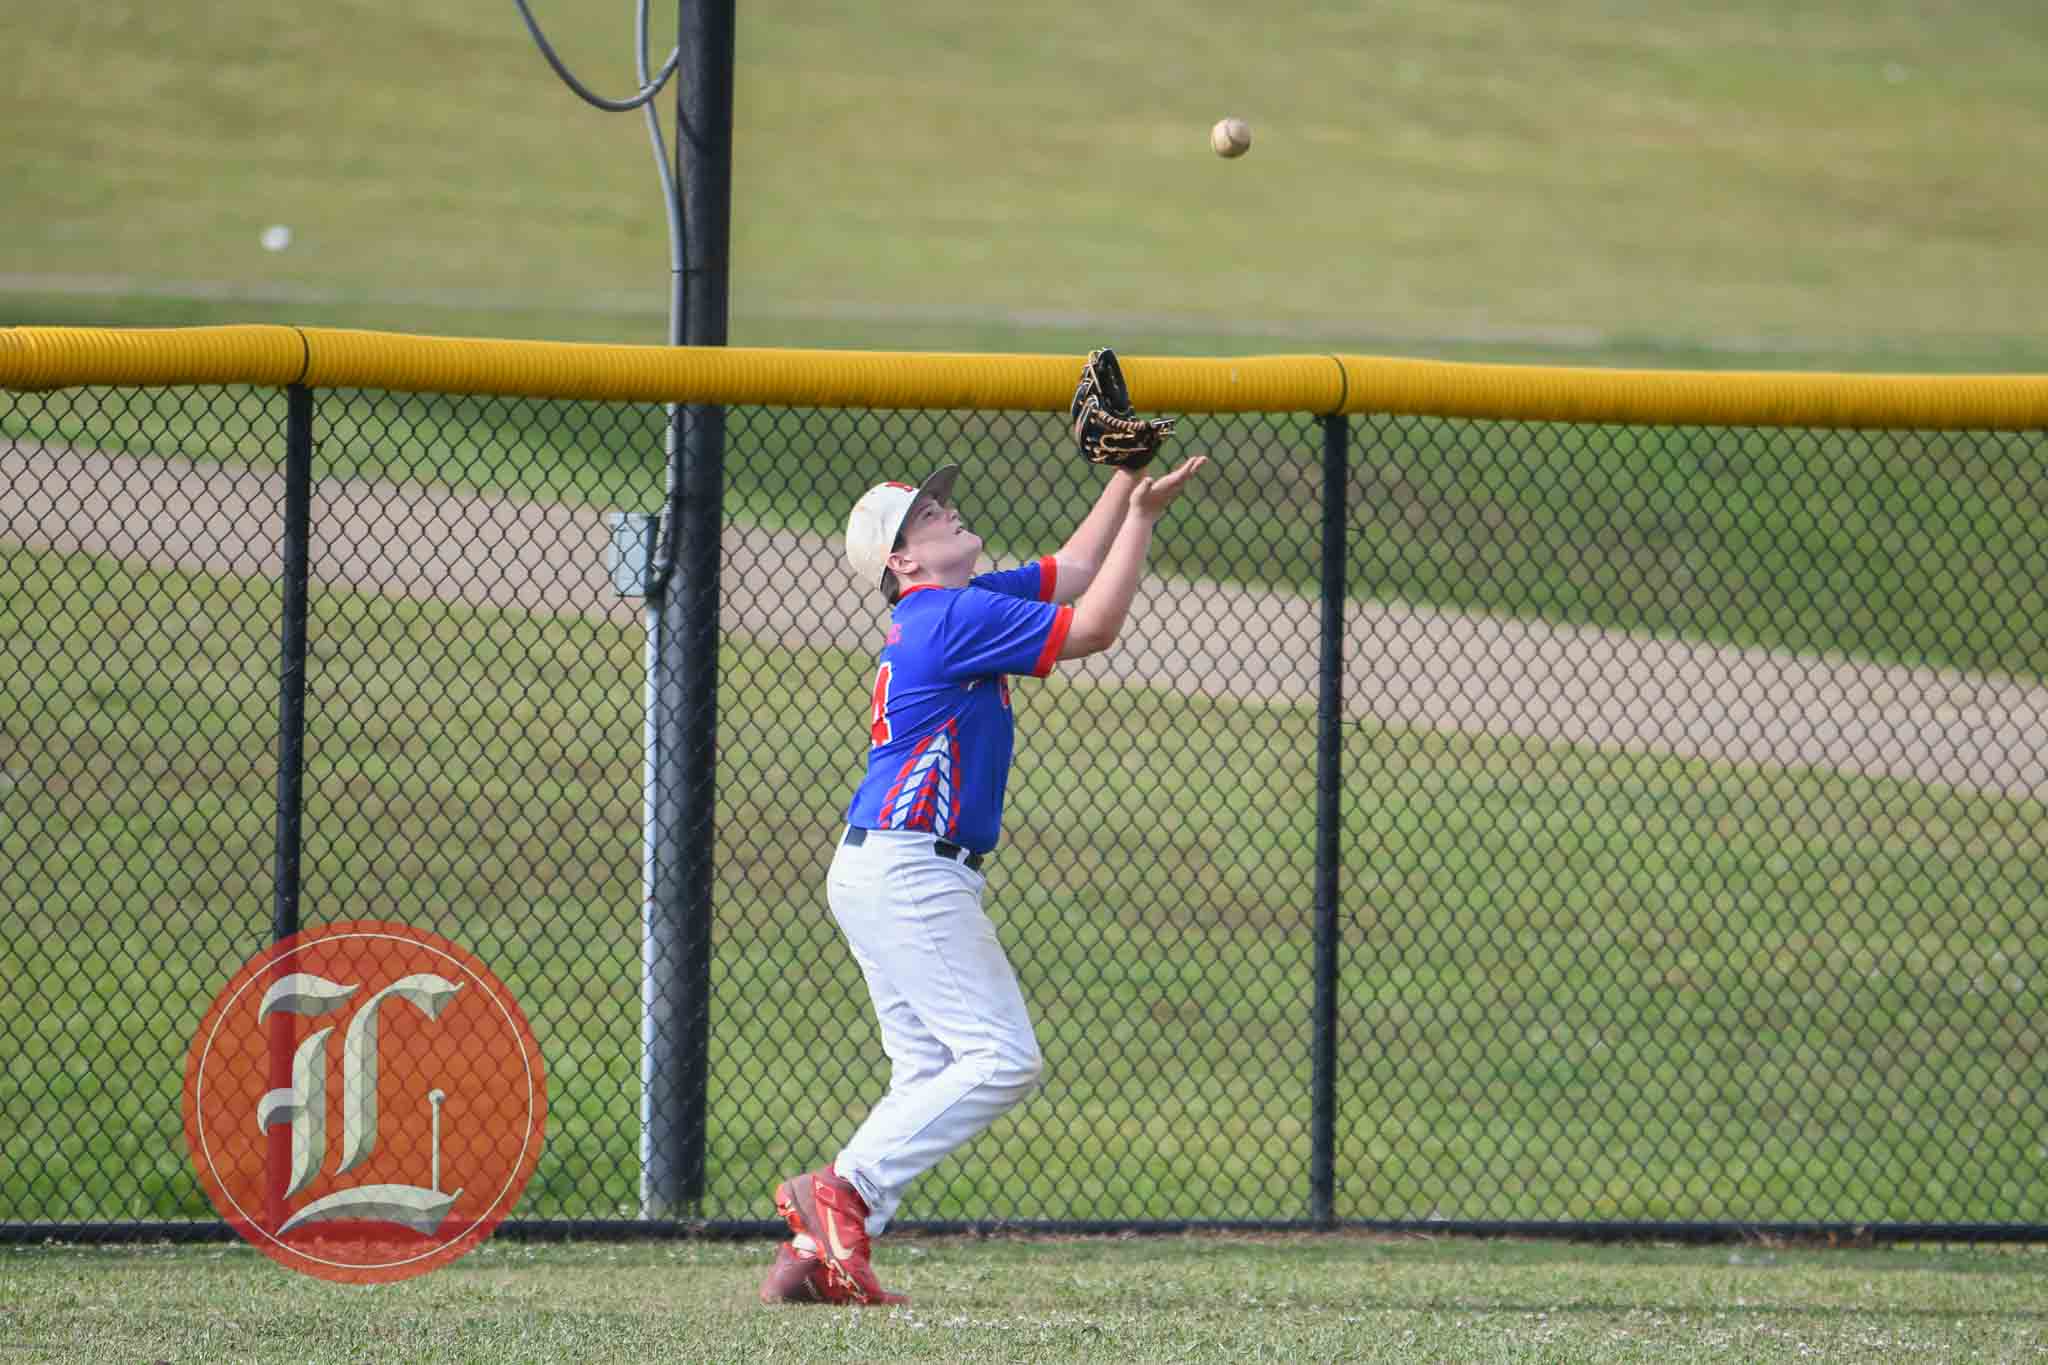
265, 382, 314, 1232
1309, 413, 1348, 1225
274, 384, 313, 946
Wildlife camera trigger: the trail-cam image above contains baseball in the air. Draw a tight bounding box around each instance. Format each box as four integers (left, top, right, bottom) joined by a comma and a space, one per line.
1210, 117, 1252, 158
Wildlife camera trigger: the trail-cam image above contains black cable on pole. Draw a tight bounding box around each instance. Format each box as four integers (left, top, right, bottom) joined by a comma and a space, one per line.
512, 0, 678, 111
637, 0, 683, 254
511, 0, 689, 592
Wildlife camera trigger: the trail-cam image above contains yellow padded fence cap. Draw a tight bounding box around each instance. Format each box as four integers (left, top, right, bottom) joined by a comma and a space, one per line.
0, 325, 307, 391
6, 325, 2048, 431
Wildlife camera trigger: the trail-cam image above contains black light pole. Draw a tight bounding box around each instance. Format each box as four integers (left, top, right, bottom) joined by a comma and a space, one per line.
512, 0, 735, 1218
643, 0, 734, 1219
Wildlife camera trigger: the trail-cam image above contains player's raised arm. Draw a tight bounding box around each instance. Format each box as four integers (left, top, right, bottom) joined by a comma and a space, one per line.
1052, 346, 1182, 605
1060, 456, 1207, 660
1047, 469, 1141, 603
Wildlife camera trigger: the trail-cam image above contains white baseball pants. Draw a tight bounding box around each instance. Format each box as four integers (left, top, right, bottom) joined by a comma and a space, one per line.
827, 827, 1043, 1237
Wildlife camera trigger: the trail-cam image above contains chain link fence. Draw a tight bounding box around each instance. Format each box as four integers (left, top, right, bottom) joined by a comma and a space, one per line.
3, 377, 2045, 1240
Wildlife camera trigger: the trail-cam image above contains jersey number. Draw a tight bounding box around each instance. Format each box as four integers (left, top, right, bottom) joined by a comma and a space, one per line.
869, 663, 893, 747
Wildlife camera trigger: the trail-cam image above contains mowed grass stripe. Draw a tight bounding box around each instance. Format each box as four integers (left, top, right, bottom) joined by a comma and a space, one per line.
8, 1238, 2048, 1364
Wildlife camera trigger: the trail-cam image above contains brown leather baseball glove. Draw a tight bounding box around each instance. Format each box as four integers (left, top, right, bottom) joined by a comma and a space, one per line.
1070, 347, 1175, 471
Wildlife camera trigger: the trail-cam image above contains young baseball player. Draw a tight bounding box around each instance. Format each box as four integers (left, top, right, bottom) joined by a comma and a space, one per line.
760, 450, 1206, 1306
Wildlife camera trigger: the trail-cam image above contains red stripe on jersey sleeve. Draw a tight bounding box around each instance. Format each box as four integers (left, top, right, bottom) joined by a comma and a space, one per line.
1032, 604, 1074, 677
1037, 555, 1059, 602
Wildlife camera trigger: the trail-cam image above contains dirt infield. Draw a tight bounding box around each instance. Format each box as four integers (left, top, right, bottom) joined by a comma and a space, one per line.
5, 441, 2044, 802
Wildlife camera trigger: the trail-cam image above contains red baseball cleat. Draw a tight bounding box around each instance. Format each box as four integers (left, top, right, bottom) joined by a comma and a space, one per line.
772, 1167, 909, 1307
758, 1240, 826, 1304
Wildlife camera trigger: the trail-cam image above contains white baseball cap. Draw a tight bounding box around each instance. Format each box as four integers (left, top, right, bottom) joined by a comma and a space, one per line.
845, 464, 961, 599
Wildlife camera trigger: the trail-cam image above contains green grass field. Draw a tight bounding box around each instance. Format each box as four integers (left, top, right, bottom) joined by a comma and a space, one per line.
7, 1237, 2048, 1363
6, 0, 2048, 371
5, 543, 2045, 1231
7, 0, 2048, 1345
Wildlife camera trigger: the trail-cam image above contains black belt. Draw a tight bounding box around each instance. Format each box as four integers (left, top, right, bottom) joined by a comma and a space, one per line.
843, 825, 985, 872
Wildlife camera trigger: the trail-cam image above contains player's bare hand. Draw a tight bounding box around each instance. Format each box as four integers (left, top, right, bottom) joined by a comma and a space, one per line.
1130, 455, 1207, 521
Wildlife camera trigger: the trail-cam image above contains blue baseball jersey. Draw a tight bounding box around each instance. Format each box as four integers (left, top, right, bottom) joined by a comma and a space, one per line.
846, 556, 1073, 853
